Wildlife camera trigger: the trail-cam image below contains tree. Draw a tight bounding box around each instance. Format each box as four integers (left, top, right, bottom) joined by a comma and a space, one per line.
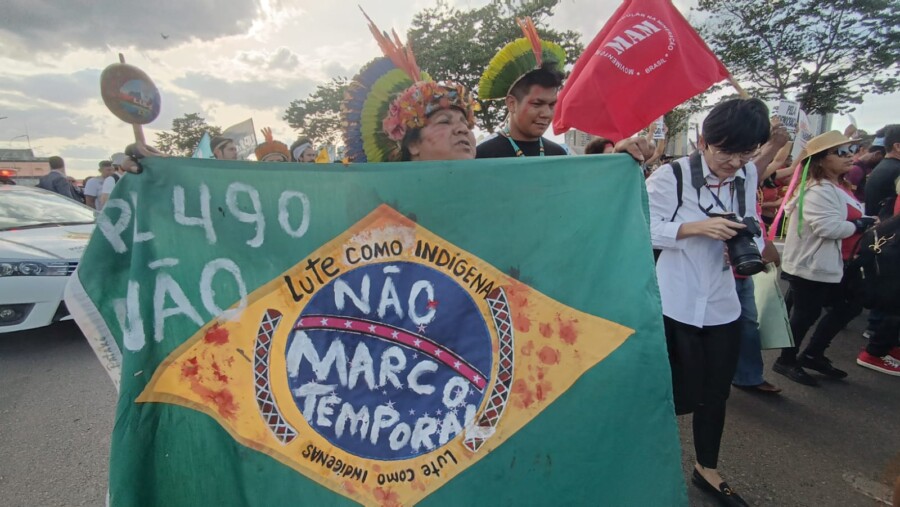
408, 0, 583, 133
283, 77, 348, 145
155, 113, 222, 157
695, 0, 900, 114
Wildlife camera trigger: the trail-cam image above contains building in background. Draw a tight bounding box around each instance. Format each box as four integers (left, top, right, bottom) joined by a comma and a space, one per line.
0, 149, 50, 186
564, 129, 593, 155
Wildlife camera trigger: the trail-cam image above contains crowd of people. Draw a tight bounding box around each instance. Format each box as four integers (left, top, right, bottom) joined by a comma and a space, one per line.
28, 14, 899, 507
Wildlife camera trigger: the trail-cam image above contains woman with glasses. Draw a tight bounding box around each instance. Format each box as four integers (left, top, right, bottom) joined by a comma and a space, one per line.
774, 131, 876, 386
647, 98, 774, 507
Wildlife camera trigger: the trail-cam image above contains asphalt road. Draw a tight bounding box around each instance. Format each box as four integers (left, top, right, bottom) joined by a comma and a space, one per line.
0, 316, 897, 506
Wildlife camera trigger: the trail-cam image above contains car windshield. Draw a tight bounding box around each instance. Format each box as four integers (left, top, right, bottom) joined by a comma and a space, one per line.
0, 187, 97, 231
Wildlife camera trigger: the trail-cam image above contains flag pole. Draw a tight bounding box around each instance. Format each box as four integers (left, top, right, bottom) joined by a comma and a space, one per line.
728, 75, 750, 99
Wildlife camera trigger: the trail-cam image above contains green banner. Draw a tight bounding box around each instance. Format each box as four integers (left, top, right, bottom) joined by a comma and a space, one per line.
66, 155, 686, 506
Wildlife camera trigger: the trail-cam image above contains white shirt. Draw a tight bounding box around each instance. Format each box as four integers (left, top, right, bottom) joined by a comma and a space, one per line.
647, 155, 764, 328
83, 177, 102, 203
100, 175, 117, 196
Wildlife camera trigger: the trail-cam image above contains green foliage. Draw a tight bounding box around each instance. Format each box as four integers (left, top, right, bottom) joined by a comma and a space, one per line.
408, 0, 583, 133
281, 0, 581, 142
155, 113, 221, 157
282, 77, 349, 145
695, 0, 900, 114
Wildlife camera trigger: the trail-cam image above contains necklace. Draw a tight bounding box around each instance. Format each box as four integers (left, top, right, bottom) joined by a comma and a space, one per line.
502, 125, 544, 157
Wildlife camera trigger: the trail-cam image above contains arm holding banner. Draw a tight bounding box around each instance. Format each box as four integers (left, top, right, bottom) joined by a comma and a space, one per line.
754, 119, 790, 180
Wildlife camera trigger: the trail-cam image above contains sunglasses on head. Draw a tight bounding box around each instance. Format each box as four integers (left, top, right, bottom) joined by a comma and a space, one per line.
828, 145, 859, 157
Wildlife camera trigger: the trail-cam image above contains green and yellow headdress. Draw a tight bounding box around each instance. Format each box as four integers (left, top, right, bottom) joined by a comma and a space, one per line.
477, 17, 567, 100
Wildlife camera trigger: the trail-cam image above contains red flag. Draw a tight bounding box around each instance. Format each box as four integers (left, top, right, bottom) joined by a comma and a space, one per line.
553, 0, 730, 140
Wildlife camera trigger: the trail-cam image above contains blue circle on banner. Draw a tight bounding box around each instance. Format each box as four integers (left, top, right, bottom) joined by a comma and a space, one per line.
286, 261, 492, 461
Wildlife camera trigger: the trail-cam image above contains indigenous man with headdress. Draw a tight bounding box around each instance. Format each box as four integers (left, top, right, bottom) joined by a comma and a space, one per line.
255, 127, 290, 162
342, 10, 478, 163
476, 18, 568, 158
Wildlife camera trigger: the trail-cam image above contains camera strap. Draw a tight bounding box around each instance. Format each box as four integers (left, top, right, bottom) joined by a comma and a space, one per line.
687, 151, 746, 217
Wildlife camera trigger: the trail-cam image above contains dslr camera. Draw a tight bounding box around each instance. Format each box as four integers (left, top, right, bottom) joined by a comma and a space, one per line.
710, 213, 764, 276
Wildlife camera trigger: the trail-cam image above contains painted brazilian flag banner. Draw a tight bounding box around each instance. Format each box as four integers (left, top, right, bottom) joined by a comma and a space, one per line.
66, 155, 686, 506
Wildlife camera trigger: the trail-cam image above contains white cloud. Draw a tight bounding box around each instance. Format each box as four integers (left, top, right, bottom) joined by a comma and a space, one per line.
1, 0, 895, 179
0, 0, 258, 58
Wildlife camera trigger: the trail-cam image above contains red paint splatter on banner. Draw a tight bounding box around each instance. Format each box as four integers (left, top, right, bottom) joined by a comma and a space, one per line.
513, 309, 532, 333
520, 340, 534, 356
535, 380, 553, 403
373, 487, 401, 507
190, 381, 239, 420
539, 322, 553, 338
536, 367, 545, 380
181, 357, 199, 378
538, 346, 560, 365
556, 314, 579, 345
211, 362, 229, 383
511, 379, 535, 409
342, 481, 357, 495
204, 325, 229, 345
506, 282, 533, 333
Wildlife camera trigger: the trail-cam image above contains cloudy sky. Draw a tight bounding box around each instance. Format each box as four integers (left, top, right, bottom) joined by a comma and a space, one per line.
0, 0, 896, 179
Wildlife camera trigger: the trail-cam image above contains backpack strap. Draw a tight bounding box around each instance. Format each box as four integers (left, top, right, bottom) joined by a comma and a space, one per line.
669, 160, 683, 222
735, 167, 747, 217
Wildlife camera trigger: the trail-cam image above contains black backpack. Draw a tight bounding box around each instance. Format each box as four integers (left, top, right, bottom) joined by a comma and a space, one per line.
847, 214, 900, 315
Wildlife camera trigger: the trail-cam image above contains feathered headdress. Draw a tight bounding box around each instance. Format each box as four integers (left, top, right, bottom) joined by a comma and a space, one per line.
341, 9, 477, 162
477, 17, 567, 100
255, 127, 290, 162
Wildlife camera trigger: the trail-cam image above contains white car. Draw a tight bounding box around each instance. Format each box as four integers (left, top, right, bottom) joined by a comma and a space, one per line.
0, 184, 96, 333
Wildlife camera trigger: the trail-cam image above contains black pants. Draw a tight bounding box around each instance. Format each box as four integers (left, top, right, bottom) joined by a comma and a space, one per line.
867, 316, 900, 357
780, 274, 862, 362
664, 316, 741, 469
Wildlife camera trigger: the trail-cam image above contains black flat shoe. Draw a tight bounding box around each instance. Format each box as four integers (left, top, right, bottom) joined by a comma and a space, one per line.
799, 354, 848, 379
773, 359, 819, 386
692, 469, 750, 507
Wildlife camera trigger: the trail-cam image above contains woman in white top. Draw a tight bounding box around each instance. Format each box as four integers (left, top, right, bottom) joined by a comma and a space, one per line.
775, 131, 876, 386
647, 98, 775, 507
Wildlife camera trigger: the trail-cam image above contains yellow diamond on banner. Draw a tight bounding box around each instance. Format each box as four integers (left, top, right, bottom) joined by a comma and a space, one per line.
137, 205, 634, 506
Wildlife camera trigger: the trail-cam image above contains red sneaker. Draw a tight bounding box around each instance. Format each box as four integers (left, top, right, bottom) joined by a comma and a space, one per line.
857, 351, 900, 376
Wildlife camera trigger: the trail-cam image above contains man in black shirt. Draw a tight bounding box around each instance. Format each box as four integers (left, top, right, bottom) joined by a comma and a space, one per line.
864, 124, 900, 218
476, 63, 568, 158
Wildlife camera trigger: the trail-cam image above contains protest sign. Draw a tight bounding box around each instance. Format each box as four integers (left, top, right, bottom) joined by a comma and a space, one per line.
775, 100, 801, 135
223, 118, 257, 160
66, 155, 686, 506
652, 117, 666, 140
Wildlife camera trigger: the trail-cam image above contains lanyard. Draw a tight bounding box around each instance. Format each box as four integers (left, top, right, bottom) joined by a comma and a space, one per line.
702, 182, 734, 214
502, 126, 544, 157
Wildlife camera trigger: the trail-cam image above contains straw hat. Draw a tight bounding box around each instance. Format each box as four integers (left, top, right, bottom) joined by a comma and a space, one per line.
798, 130, 861, 160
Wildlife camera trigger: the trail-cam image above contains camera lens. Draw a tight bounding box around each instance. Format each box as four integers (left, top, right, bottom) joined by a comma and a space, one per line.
727, 236, 764, 276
